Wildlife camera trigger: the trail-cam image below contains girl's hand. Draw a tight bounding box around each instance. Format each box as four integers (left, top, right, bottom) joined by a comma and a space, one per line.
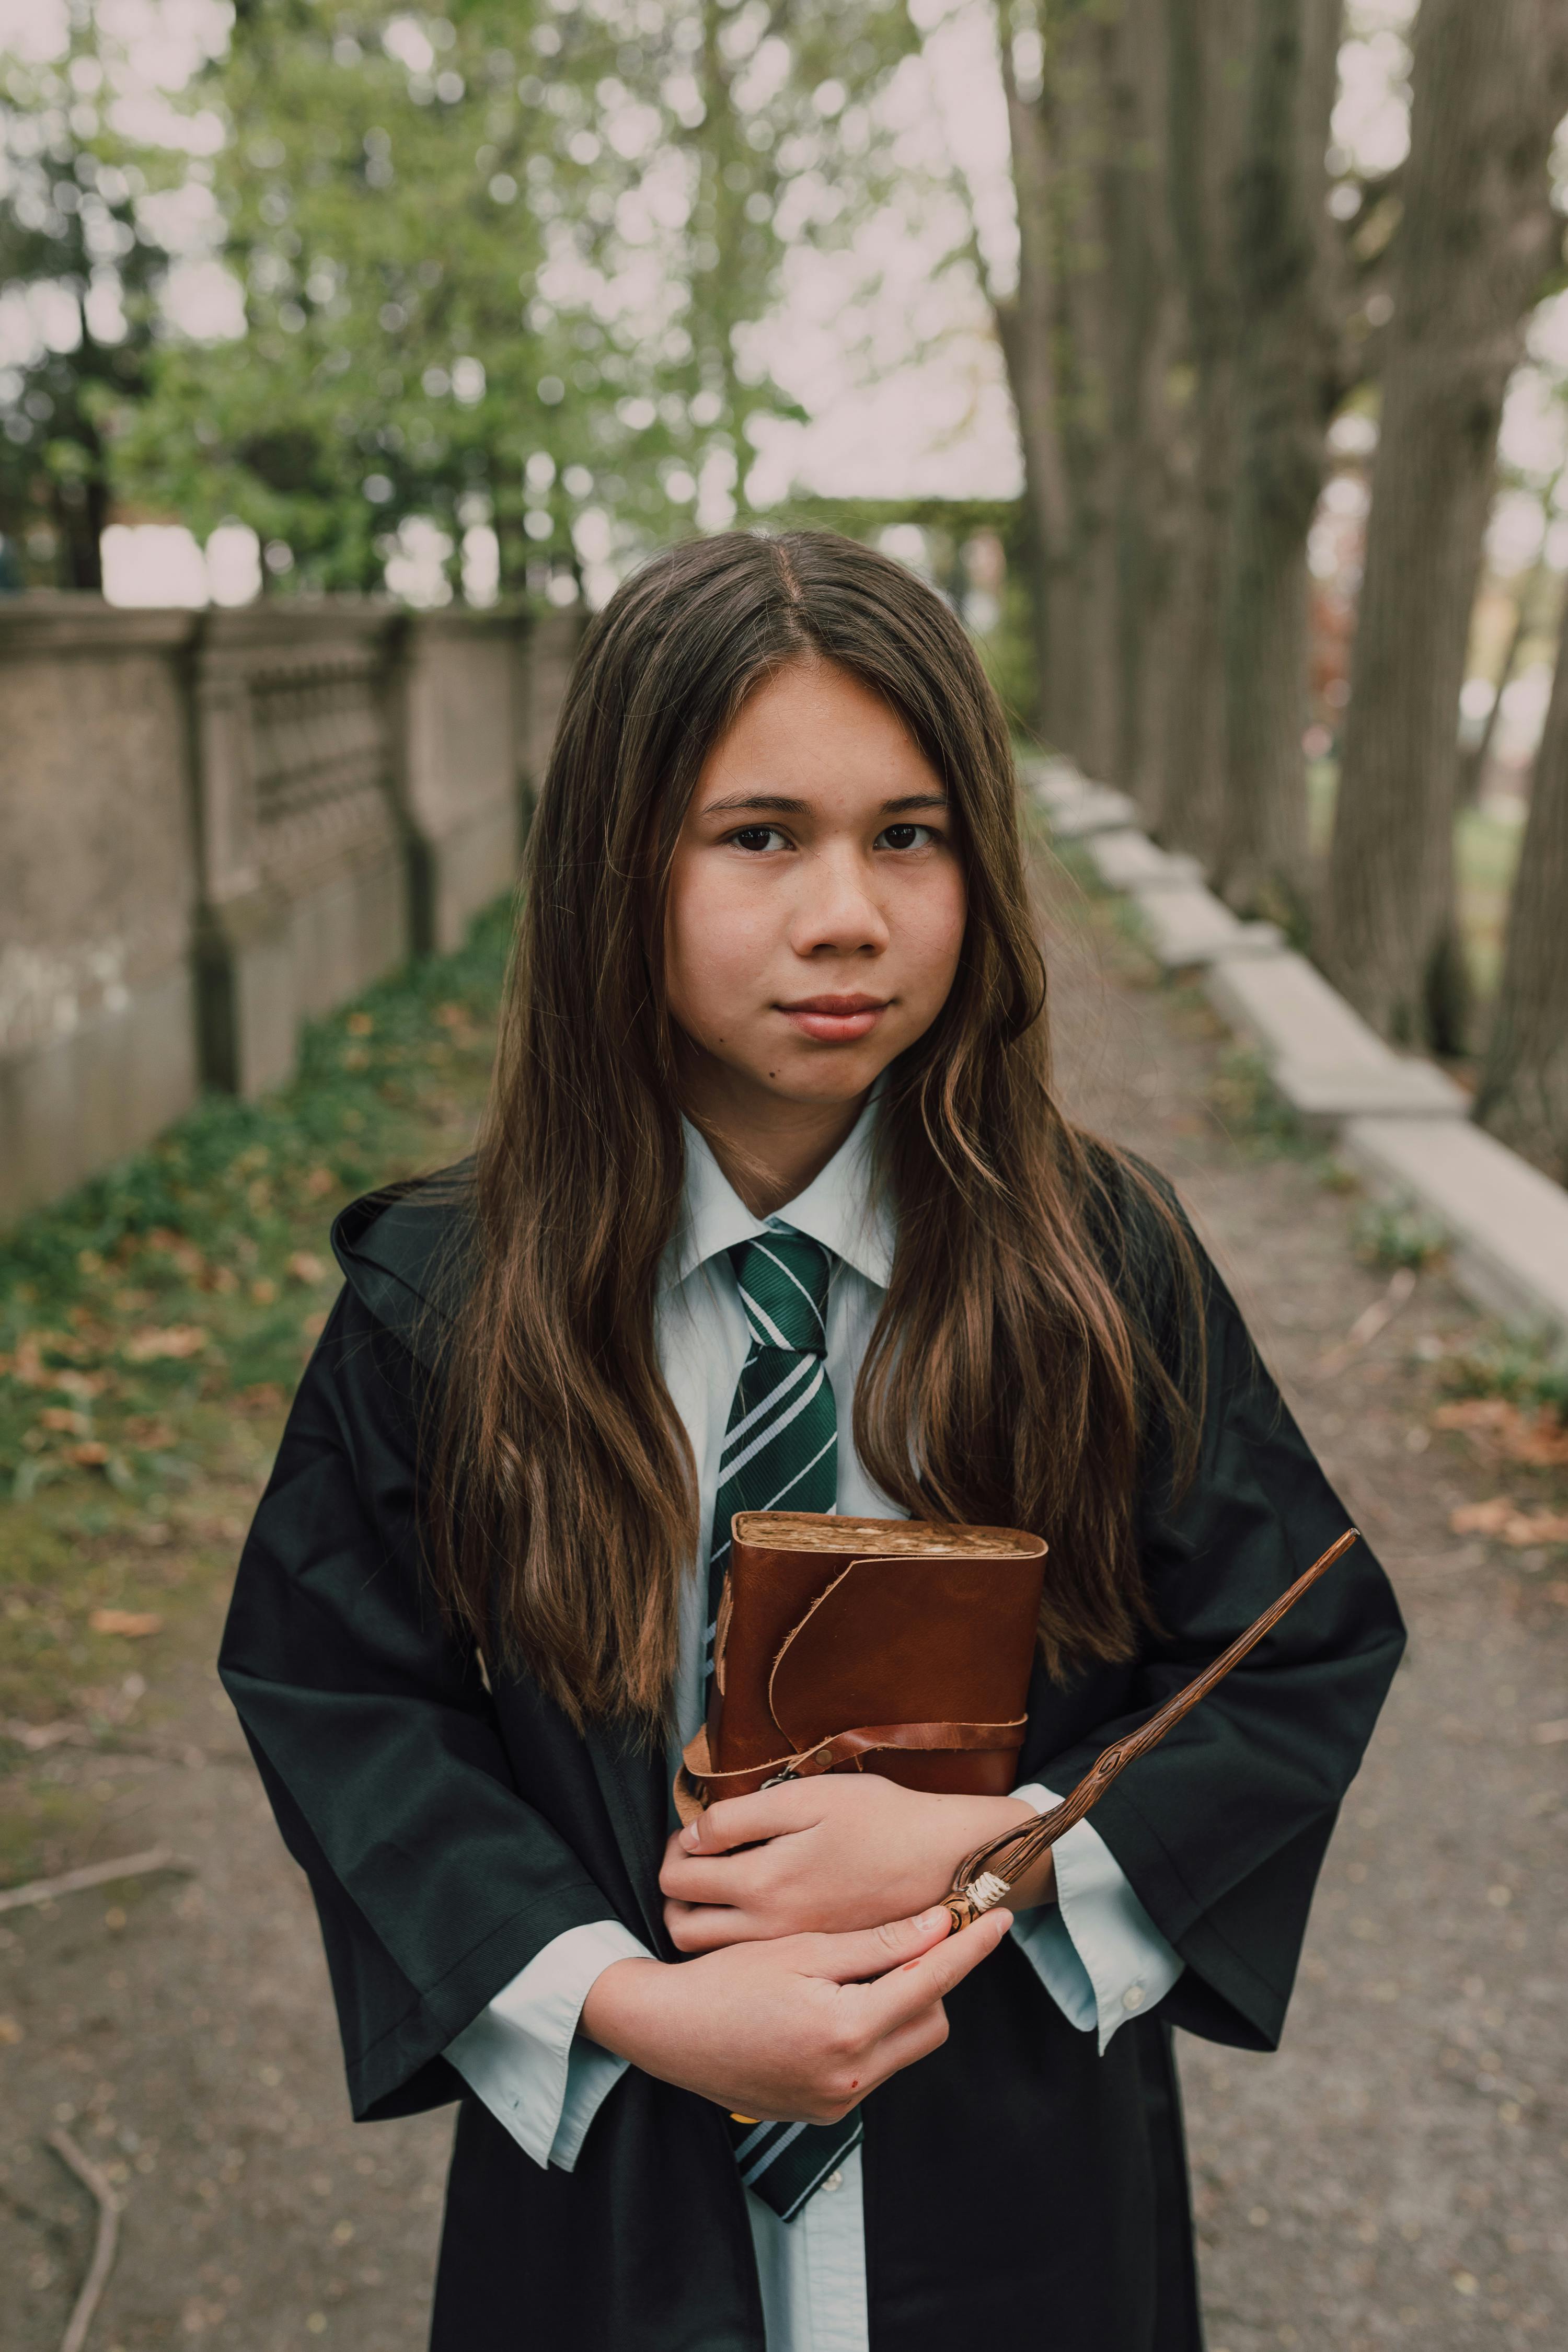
580, 1906, 1012, 2123
659, 1777, 1054, 1951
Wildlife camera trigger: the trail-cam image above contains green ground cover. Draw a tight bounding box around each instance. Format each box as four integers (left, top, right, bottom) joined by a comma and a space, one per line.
0, 901, 511, 1864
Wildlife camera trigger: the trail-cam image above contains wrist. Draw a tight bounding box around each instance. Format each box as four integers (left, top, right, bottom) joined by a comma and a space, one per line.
580, 1955, 668, 2061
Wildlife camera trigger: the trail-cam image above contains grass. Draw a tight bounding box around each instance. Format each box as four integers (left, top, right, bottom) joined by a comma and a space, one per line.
1437, 1332, 1568, 1420
1205, 1047, 1316, 1161
0, 899, 511, 1815
1353, 1198, 1450, 1274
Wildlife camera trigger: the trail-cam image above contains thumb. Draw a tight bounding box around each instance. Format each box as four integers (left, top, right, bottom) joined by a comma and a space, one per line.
810, 1906, 958, 1985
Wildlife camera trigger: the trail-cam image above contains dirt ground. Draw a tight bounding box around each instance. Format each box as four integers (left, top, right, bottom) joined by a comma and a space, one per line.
2, 869, 1564, 2351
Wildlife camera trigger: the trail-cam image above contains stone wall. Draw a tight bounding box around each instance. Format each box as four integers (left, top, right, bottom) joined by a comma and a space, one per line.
0, 597, 580, 1225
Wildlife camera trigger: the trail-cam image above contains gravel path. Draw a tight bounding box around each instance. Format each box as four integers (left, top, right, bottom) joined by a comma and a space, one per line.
2, 871, 1563, 2351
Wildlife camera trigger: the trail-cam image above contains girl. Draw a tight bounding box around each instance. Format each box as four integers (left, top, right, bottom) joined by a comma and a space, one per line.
221, 530, 1404, 2351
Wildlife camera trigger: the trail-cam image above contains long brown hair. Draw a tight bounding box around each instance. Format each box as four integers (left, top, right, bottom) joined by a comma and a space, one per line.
426, 529, 1200, 1729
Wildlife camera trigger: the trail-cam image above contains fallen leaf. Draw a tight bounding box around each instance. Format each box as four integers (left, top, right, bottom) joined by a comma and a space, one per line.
123, 1324, 207, 1363
342, 1045, 371, 1071
304, 1167, 336, 1198
1434, 1398, 1568, 1466
1506, 1511, 1568, 1545
145, 1229, 206, 1278
66, 1441, 110, 1468
1449, 1498, 1514, 1536
88, 1609, 163, 1638
249, 1278, 278, 1306
1453, 1497, 1568, 1545
122, 1416, 177, 1450
241, 1383, 286, 1413
286, 1251, 326, 1285
0, 2016, 22, 2045
346, 1011, 374, 1036
38, 1406, 89, 1435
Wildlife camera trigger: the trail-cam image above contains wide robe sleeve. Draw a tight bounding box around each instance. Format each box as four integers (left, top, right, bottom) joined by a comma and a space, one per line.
218, 1285, 617, 2123
1027, 1170, 1408, 2057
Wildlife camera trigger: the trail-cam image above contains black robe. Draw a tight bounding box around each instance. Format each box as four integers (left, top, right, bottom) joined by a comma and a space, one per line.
218, 1171, 1405, 2352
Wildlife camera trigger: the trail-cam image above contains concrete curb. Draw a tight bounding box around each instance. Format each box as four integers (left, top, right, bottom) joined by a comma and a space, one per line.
1024, 752, 1568, 1344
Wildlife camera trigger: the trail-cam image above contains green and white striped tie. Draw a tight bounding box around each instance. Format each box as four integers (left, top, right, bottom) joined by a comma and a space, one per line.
707, 1224, 862, 2221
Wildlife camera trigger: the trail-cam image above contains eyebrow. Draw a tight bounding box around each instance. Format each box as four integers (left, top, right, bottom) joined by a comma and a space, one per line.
700, 791, 950, 817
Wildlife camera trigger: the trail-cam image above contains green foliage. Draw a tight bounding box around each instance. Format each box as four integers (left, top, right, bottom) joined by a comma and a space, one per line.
1352, 1198, 1449, 1273
0, 898, 512, 1739
1438, 1332, 1568, 1419
120, 0, 918, 593
0, 897, 512, 1474
1205, 1047, 1312, 1158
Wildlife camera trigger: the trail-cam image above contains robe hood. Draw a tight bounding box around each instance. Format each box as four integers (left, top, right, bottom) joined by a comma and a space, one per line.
330, 1168, 477, 1369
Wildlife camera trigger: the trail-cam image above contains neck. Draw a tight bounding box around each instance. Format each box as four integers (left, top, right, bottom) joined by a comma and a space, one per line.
682, 1064, 869, 1218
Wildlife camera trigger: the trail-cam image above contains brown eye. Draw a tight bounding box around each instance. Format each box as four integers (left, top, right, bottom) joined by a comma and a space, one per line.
876, 823, 931, 851
730, 826, 788, 852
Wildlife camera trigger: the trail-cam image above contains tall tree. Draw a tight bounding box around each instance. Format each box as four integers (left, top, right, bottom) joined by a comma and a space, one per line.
995, 6, 1077, 743
1154, 0, 1249, 857
1324, 0, 1568, 1047
1105, 0, 1184, 814
993, 0, 1181, 788
1475, 588, 1568, 1179
1210, 0, 1340, 924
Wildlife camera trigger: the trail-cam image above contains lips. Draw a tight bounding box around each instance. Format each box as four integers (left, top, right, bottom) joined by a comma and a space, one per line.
776, 994, 890, 1044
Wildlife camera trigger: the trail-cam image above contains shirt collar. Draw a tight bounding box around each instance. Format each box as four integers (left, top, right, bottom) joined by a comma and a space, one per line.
663, 1090, 895, 1295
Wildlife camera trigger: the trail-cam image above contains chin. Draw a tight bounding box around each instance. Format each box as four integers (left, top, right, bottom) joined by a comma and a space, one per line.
766, 1049, 893, 1104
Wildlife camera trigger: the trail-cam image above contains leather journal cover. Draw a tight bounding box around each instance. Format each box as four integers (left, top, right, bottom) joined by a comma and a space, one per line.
675, 1506, 1362, 1940
676, 1511, 1048, 1819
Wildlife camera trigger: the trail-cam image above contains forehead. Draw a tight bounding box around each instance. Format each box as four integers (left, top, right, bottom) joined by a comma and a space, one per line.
696, 659, 941, 805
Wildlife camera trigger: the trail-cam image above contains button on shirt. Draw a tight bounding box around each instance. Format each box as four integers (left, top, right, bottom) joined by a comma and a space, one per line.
445, 1099, 1183, 2351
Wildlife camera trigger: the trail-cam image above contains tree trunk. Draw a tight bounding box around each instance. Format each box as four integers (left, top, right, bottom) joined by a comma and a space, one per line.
1108, 0, 1183, 819
1210, 0, 1339, 926
995, 12, 1079, 751
1156, 0, 1249, 859
1323, 0, 1568, 1048
1474, 594, 1568, 1181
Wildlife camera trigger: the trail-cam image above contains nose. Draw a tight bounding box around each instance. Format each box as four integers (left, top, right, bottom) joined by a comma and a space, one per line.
787, 841, 891, 959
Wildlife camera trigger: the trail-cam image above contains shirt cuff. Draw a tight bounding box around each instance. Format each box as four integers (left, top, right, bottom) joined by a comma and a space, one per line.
443, 1918, 651, 2170
1006, 1782, 1184, 2054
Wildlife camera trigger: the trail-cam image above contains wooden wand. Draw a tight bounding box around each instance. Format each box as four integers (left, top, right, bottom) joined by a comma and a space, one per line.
940, 1527, 1363, 1933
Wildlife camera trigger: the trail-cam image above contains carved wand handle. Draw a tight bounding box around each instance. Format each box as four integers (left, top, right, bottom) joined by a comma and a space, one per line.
941, 1528, 1362, 1933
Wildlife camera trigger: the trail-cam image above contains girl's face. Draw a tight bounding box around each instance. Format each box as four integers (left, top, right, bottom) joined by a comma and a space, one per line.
664, 659, 967, 1120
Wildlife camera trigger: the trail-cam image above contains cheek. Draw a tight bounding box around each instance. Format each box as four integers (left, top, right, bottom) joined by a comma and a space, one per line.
903, 866, 968, 1005
664, 855, 767, 1041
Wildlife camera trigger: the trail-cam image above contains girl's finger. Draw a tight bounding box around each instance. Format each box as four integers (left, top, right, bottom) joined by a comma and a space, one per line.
808, 1907, 956, 1985
659, 1849, 768, 1904
662, 1900, 761, 1953
678, 1788, 813, 1854
859, 1908, 1012, 2034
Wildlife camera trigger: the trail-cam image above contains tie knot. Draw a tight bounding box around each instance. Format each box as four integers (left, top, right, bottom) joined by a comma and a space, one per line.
729, 1225, 833, 1356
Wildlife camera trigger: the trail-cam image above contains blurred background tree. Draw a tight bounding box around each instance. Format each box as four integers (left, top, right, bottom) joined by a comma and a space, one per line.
117, 0, 918, 596
0, 0, 182, 588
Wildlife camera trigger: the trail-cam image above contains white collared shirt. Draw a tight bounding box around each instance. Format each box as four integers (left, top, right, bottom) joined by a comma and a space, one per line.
446, 1100, 1181, 2350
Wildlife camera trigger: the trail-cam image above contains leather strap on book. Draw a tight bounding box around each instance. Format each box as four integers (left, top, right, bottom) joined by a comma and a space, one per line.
675, 1717, 1028, 1824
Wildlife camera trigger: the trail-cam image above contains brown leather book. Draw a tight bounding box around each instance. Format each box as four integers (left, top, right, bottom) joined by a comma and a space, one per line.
676, 1511, 1047, 1819
677, 1509, 1361, 1941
